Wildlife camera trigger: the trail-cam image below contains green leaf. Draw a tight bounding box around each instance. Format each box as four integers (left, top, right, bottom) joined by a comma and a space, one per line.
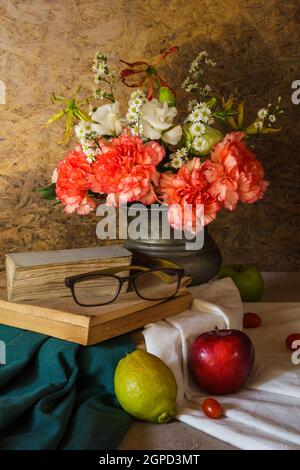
51, 92, 68, 103
46, 108, 68, 126
246, 124, 282, 135
65, 110, 74, 142
260, 127, 282, 134
237, 101, 244, 128
222, 95, 234, 111
37, 183, 57, 200
73, 108, 95, 123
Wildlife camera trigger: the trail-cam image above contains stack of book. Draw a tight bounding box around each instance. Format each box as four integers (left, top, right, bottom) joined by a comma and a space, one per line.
6, 246, 132, 303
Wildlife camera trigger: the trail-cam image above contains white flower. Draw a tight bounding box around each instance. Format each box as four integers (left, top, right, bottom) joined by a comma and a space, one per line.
169, 147, 188, 169
126, 111, 137, 123
170, 155, 184, 169
189, 107, 202, 122
85, 148, 97, 162
202, 84, 212, 94
254, 120, 264, 130
161, 125, 183, 145
193, 136, 208, 153
204, 58, 217, 67
191, 122, 206, 136
176, 147, 188, 158
126, 90, 146, 126
198, 105, 213, 124
51, 168, 58, 184
130, 122, 144, 137
91, 101, 123, 136
188, 102, 213, 125
257, 108, 268, 120
130, 89, 146, 101
80, 141, 98, 162
269, 114, 276, 123
140, 98, 182, 145
75, 121, 96, 141
188, 99, 197, 111
94, 61, 107, 79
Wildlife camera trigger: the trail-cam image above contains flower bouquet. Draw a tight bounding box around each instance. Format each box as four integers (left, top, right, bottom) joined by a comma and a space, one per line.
44, 47, 282, 236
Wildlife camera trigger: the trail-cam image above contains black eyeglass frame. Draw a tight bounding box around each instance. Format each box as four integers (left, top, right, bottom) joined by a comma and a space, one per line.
65, 267, 185, 307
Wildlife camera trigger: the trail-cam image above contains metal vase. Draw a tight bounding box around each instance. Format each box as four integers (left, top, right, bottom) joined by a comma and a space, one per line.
124, 205, 222, 286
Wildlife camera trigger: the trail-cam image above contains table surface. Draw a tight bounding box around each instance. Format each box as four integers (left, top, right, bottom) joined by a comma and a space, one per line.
118, 272, 300, 450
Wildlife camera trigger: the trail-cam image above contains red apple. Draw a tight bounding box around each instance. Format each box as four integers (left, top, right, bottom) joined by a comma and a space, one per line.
189, 329, 255, 395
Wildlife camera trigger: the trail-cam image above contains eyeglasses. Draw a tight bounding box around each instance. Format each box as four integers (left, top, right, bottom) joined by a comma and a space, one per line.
65, 265, 185, 307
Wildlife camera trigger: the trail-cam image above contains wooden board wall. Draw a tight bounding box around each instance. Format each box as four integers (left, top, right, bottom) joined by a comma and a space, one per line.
0, 0, 299, 271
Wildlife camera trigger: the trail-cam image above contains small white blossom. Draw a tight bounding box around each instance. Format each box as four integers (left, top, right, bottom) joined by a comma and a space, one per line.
176, 147, 188, 158
75, 121, 98, 143
188, 99, 197, 111
130, 89, 146, 100
254, 120, 264, 130
126, 90, 147, 126
198, 108, 213, 124
269, 114, 276, 123
187, 102, 214, 125
189, 108, 202, 122
193, 136, 208, 153
92, 53, 109, 83
169, 148, 188, 169
181, 78, 190, 89
183, 51, 216, 97
191, 122, 206, 136
51, 168, 58, 184
203, 84, 212, 94
80, 142, 98, 162
86, 149, 98, 163
170, 155, 184, 169
126, 111, 136, 122
257, 108, 268, 120
204, 58, 217, 67
130, 122, 144, 137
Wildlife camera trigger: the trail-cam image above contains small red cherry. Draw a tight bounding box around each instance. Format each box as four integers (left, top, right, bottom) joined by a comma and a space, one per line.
285, 334, 300, 351
243, 312, 261, 328
202, 398, 223, 419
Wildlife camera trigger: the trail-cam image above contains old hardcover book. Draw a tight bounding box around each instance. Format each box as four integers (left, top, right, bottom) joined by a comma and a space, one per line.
0, 273, 192, 345
6, 246, 132, 303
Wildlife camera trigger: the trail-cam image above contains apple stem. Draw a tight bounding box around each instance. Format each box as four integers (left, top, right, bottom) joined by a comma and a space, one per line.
214, 326, 220, 335
237, 265, 243, 272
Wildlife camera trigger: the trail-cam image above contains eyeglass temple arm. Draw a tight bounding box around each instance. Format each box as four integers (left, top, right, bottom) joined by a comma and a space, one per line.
99, 265, 177, 284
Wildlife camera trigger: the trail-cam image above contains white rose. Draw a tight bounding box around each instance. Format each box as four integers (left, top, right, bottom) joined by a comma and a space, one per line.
141, 99, 182, 145
91, 101, 123, 137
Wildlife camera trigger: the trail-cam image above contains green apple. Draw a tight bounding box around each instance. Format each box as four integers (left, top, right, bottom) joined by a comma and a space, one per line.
217, 265, 264, 302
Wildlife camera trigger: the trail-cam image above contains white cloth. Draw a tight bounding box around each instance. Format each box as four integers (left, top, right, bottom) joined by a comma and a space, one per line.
142, 278, 300, 450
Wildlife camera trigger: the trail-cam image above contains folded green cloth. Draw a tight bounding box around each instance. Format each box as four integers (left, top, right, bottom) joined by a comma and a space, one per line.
0, 325, 135, 450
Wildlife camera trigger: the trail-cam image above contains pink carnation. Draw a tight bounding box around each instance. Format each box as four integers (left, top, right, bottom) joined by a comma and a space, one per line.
55, 149, 96, 215
206, 131, 268, 209
90, 134, 165, 205
159, 158, 221, 232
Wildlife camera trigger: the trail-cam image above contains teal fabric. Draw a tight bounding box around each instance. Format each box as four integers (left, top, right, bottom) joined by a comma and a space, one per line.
0, 325, 135, 450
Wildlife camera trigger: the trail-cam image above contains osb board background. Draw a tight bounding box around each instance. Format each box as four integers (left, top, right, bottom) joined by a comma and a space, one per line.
0, 0, 299, 271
